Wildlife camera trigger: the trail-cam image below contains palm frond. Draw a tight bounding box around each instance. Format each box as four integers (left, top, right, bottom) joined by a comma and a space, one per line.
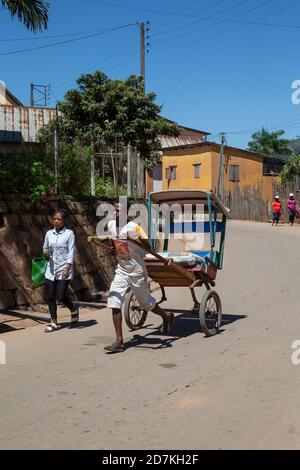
1, 0, 49, 32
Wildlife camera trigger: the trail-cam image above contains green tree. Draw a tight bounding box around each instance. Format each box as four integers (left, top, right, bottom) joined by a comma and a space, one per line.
0, 151, 53, 199
0, 144, 99, 200
248, 128, 293, 157
54, 71, 179, 169
1, 0, 49, 32
281, 154, 300, 182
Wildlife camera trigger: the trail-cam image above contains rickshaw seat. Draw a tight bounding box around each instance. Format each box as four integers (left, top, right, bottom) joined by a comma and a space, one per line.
191, 250, 212, 260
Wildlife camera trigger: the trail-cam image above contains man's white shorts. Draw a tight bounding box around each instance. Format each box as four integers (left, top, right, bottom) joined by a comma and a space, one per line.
107, 271, 156, 311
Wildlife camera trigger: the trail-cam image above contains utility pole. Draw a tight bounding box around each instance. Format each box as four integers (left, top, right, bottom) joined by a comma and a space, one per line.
54, 105, 59, 195
217, 132, 226, 201
137, 21, 146, 198
127, 143, 132, 198
140, 21, 145, 90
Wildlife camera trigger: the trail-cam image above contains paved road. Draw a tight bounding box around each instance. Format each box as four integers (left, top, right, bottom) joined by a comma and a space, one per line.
1, 221, 300, 450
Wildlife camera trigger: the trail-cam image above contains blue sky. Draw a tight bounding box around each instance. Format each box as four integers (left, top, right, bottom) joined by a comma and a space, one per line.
1, 0, 300, 148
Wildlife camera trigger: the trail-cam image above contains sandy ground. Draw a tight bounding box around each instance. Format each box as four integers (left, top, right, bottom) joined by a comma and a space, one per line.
1, 220, 300, 450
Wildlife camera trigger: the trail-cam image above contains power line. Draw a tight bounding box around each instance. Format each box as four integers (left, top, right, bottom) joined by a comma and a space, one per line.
150, 0, 300, 52
51, 35, 138, 95
152, 0, 228, 32
193, 0, 300, 47
84, 0, 300, 30
0, 23, 137, 56
155, 0, 277, 43
152, 0, 251, 37
0, 26, 134, 42
108, 47, 138, 75
219, 120, 300, 136
49, 86, 59, 106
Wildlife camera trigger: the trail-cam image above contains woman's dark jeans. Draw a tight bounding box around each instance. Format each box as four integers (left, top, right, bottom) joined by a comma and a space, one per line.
46, 279, 75, 323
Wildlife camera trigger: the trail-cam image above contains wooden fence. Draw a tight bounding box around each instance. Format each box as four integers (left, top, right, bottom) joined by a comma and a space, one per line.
224, 179, 300, 222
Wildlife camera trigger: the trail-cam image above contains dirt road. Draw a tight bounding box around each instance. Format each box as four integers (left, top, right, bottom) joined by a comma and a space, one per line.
1, 221, 300, 450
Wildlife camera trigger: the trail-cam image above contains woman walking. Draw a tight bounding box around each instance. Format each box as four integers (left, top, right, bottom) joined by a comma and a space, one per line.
287, 193, 297, 226
43, 210, 79, 332
272, 195, 282, 226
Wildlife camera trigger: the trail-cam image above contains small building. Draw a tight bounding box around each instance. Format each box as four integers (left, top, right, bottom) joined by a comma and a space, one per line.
0, 82, 56, 154
147, 120, 210, 192
146, 141, 286, 202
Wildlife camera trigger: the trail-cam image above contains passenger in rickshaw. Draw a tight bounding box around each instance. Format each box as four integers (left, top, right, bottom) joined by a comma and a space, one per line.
104, 201, 174, 353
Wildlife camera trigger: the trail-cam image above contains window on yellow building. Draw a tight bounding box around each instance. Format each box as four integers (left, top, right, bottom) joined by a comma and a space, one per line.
229, 165, 240, 182
166, 166, 177, 180
193, 163, 201, 178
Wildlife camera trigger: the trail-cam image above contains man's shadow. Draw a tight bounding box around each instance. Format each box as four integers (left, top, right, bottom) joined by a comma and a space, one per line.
125, 309, 247, 350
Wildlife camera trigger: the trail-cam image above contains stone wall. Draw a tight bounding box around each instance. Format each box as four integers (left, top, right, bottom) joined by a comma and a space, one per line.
0, 195, 116, 309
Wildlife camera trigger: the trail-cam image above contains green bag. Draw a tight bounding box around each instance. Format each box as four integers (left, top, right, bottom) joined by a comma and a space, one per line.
31, 251, 48, 288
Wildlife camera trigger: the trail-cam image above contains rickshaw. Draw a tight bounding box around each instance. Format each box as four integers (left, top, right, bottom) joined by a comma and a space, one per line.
123, 189, 230, 337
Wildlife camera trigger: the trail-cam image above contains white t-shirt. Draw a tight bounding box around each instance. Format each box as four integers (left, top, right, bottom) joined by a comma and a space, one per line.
107, 220, 148, 276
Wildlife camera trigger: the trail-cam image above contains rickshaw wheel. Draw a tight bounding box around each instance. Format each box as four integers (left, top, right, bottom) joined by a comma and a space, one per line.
123, 291, 148, 331
199, 290, 222, 337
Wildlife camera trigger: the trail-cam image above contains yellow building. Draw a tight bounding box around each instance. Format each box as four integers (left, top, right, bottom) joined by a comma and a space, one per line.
147, 142, 285, 202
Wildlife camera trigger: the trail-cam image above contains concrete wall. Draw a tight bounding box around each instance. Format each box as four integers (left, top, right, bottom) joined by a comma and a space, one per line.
0, 196, 116, 310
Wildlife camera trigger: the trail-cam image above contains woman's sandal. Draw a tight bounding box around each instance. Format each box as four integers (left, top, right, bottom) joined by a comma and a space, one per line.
104, 342, 125, 353
44, 323, 61, 333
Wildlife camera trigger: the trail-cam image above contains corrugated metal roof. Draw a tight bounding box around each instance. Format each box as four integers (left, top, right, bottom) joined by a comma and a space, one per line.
159, 135, 205, 149
162, 140, 287, 162
0, 105, 56, 143
160, 116, 211, 135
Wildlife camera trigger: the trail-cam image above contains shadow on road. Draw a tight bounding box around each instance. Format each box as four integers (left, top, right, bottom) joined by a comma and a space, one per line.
0, 321, 26, 334
221, 313, 247, 326
75, 302, 107, 311
57, 319, 98, 330
125, 310, 247, 350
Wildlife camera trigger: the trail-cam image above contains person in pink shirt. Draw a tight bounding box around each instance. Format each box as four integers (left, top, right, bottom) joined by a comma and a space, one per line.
287, 193, 297, 226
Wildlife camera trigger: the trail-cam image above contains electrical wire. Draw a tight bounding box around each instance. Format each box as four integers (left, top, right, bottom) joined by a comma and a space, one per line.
0, 26, 135, 42
155, 0, 276, 43
152, 0, 228, 32
216, 120, 300, 136
51, 36, 138, 96
51, 38, 137, 100
83, 0, 300, 30
150, 0, 300, 52
0, 22, 137, 56
152, 0, 251, 37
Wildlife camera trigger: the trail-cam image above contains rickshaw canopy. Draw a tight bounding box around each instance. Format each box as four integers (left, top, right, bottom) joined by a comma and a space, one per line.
148, 189, 231, 218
